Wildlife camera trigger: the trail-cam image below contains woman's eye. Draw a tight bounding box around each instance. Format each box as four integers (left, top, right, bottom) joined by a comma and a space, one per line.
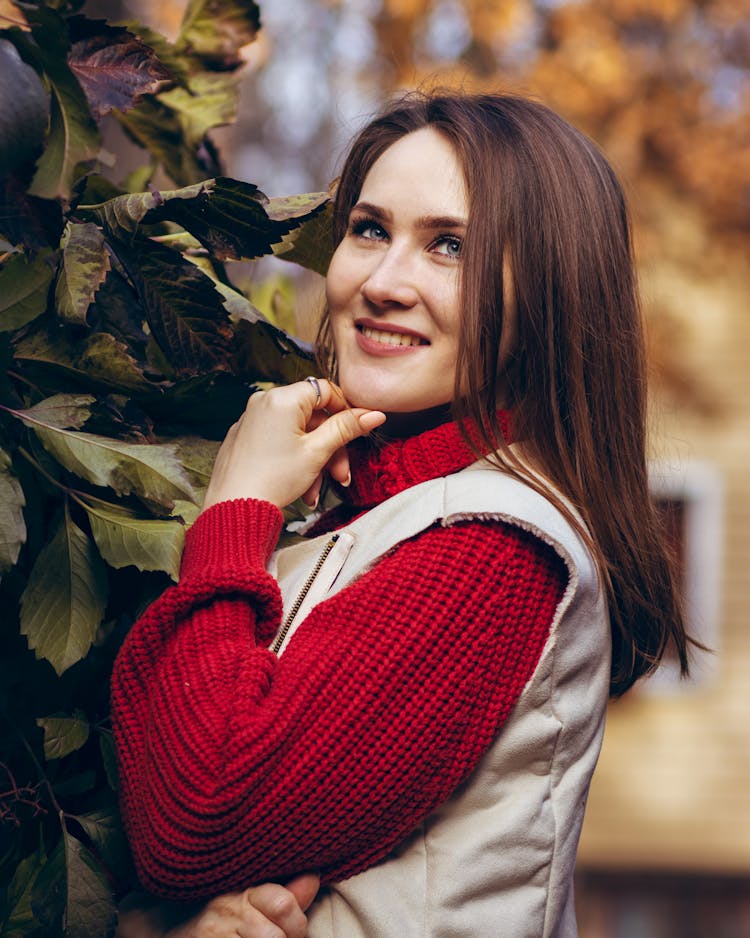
350, 219, 388, 242
432, 236, 462, 259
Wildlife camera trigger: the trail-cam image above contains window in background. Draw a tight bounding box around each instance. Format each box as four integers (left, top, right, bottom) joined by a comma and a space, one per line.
646, 460, 723, 691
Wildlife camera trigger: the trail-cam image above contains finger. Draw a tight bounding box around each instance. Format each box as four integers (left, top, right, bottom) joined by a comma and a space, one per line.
307, 408, 386, 461
304, 375, 323, 409
236, 909, 285, 938
294, 378, 340, 431
243, 884, 308, 938
285, 873, 320, 912
301, 474, 322, 509
312, 379, 349, 414
326, 446, 351, 487
236, 912, 285, 938
165, 897, 242, 938
304, 409, 328, 432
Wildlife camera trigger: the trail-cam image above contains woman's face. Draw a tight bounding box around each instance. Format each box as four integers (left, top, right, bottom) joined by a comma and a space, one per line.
326, 127, 467, 417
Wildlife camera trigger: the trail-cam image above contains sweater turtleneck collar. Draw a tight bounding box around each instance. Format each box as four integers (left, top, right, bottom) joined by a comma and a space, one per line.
302, 412, 511, 536
345, 411, 512, 509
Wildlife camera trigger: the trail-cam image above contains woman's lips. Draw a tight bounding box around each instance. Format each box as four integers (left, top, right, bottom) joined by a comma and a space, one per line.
354, 321, 429, 355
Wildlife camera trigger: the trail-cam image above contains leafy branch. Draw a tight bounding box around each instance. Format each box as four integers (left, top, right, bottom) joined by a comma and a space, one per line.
0, 0, 334, 934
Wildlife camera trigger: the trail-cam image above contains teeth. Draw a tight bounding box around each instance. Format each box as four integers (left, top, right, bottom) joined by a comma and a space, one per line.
360, 326, 422, 347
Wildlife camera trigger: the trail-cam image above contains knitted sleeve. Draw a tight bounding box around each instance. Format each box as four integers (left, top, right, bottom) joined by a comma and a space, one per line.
111, 497, 566, 900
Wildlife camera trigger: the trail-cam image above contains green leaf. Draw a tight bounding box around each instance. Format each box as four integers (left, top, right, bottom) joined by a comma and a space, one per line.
55, 222, 110, 324
52, 770, 96, 800
121, 161, 157, 194
266, 191, 331, 223
74, 332, 151, 392
97, 729, 118, 791
118, 22, 192, 88
169, 434, 220, 489
273, 198, 334, 277
153, 372, 250, 435
36, 712, 91, 759
81, 493, 185, 580
12, 327, 151, 395
247, 273, 297, 333
31, 828, 116, 938
67, 16, 172, 121
177, 0, 260, 67
114, 95, 219, 187
30, 838, 64, 931
0, 446, 27, 574
160, 179, 327, 261
0, 171, 66, 252
63, 827, 117, 938
13, 393, 94, 430
81, 175, 189, 234
87, 178, 328, 262
172, 497, 200, 525
187, 256, 269, 324
77, 172, 127, 205
0, 37, 50, 179
234, 318, 315, 385
157, 71, 239, 145
29, 427, 197, 508
0, 250, 55, 332
76, 802, 131, 881
8, 395, 197, 506
26, 20, 101, 202
20, 507, 108, 675
112, 236, 234, 376
86, 268, 149, 359
203, 268, 315, 382
1, 845, 45, 938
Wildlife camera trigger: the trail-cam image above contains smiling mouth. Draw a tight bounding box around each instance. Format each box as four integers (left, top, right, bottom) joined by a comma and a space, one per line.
356, 324, 429, 348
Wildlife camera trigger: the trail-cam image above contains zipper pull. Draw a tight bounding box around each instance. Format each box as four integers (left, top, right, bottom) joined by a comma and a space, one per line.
271, 534, 340, 654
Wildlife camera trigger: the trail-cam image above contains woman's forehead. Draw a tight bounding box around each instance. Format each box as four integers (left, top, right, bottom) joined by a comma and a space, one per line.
358, 127, 468, 220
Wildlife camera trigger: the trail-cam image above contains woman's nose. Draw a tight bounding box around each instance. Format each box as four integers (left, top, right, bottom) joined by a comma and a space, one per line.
360, 248, 419, 309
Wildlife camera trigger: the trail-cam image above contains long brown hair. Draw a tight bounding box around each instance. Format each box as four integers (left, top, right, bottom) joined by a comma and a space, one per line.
317, 91, 692, 697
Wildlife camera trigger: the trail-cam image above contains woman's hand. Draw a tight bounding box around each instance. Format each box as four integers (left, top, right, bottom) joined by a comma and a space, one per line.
116, 874, 320, 938
165, 874, 320, 938
203, 378, 385, 511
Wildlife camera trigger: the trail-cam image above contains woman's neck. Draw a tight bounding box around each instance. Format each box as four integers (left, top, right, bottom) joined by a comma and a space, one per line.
370, 403, 454, 442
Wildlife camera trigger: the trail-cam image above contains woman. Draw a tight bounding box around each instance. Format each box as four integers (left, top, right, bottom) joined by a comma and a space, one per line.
112, 91, 691, 937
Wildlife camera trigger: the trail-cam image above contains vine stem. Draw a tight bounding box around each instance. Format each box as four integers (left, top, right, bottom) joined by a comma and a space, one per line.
0, 13, 28, 28
16, 445, 88, 510
0, 759, 46, 824
6, 370, 45, 397
0, 705, 66, 822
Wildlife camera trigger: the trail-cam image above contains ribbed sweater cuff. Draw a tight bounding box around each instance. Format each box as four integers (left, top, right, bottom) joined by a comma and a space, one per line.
180, 499, 284, 581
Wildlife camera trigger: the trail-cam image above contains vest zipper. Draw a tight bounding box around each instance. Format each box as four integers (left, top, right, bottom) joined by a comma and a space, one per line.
270, 534, 340, 654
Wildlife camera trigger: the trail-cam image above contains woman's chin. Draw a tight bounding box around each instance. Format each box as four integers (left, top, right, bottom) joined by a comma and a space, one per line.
336, 376, 453, 436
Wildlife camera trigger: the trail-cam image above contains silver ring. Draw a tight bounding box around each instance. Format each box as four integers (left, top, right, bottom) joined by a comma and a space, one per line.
305, 375, 322, 406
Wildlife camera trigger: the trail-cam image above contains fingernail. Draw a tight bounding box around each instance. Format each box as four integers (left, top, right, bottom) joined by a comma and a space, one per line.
341, 472, 351, 487
359, 411, 386, 431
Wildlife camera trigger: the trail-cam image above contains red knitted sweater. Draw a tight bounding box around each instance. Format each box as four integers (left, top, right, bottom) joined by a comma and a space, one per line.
110, 418, 567, 900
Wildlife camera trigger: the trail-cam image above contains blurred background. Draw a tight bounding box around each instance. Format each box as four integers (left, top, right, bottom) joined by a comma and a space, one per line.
95, 1, 749, 934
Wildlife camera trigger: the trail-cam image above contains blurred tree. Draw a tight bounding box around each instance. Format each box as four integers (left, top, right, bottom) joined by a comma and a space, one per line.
127, 0, 748, 244
372, 0, 749, 246
125, 0, 750, 406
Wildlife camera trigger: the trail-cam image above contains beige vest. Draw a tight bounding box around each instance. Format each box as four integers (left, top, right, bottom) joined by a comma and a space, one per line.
268, 463, 611, 937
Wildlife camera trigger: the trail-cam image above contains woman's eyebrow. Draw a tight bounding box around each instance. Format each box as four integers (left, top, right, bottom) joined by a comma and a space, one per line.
352, 201, 467, 230
351, 201, 390, 220
414, 214, 467, 231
